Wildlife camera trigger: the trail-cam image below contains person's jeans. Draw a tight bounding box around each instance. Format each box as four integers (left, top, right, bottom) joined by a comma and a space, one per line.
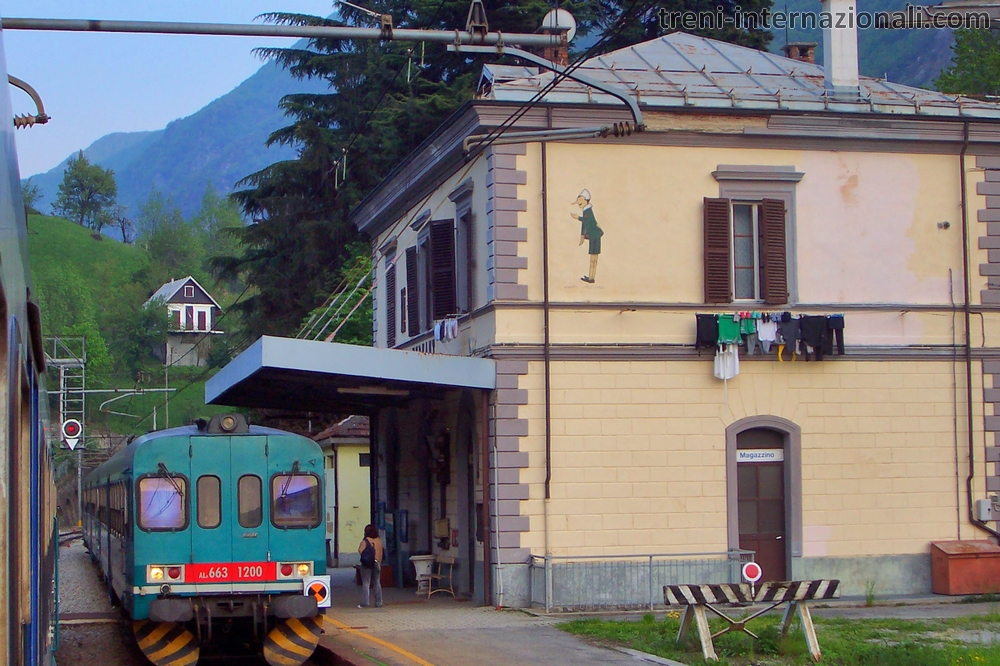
360, 564, 383, 607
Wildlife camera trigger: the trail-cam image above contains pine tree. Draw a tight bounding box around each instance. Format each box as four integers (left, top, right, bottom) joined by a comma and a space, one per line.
220, 0, 772, 337
936, 29, 1000, 96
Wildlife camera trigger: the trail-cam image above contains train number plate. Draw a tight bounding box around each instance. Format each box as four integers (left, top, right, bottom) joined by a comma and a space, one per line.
186, 562, 277, 583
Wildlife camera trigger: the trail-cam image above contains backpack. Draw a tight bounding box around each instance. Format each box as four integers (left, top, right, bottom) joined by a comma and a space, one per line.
360, 538, 376, 568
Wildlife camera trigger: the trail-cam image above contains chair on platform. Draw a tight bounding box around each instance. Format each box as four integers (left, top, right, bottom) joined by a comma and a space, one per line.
428, 554, 456, 598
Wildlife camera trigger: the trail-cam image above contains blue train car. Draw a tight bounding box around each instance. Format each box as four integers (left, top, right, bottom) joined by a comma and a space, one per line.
83, 414, 328, 666
0, 20, 57, 666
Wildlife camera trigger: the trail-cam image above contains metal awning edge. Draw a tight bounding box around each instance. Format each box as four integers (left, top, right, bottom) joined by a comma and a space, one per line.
205, 336, 496, 406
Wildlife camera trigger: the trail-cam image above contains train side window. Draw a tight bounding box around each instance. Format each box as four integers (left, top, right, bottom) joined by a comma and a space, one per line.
137, 475, 188, 531
270, 474, 321, 528
197, 475, 222, 529
238, 475, 262, 528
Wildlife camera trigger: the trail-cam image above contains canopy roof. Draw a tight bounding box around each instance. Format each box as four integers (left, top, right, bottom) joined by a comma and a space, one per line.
206, 336, 496, 413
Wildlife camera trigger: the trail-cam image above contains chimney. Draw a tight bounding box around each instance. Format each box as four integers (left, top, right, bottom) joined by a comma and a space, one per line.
782, 42, 817, 64
541, 29, 569, 67
821, 0, 860, 96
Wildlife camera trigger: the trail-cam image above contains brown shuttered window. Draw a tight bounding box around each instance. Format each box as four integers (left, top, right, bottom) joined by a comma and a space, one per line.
405, 246, 419, 335
760, 199, 788, 305
704, 197, 732, 303
429, 219, 456, 320
385, 263, 396, 348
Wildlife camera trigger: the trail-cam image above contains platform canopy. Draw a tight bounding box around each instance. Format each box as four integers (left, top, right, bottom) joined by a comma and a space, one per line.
205, 336, 496, 413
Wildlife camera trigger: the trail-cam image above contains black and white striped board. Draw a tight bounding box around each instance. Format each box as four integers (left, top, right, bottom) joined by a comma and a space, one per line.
755, 579, 840, 603
664, 579, 840, 606
663, 583, 753, 606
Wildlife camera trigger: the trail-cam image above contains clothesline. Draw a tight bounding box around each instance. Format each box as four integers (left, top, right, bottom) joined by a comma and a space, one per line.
697, 312, 847, 380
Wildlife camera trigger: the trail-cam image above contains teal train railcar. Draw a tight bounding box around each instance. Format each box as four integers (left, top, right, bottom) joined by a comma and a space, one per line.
82, 414, 329, 666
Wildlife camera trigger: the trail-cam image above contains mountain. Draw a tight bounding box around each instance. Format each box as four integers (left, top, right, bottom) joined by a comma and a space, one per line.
27, 60, 328, 218
769, 0, 955, 89
27, 3, 958, 219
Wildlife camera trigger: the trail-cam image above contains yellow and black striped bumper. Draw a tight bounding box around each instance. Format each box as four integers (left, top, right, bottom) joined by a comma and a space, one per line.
133, 620, 200, 666
263, 616, 324, 666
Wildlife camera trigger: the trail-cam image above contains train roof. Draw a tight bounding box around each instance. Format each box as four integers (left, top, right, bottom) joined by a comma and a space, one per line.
83, 423, 316, 485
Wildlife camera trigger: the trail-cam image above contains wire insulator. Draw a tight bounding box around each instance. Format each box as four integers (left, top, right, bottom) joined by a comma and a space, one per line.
14, 113, 48, 129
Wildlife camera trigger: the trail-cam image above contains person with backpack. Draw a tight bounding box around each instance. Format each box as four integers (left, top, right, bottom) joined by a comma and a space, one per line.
357, 524, 384, 608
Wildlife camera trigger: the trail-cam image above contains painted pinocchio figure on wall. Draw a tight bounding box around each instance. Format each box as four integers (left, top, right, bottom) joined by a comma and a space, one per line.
572, 189, 603, 283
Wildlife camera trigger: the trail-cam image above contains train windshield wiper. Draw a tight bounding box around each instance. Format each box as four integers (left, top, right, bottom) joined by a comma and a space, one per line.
278, 461, 300, 501
157, 462, 184, 497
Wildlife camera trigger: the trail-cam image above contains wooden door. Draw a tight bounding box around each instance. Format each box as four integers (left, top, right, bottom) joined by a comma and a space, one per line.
737, 461, 786, 582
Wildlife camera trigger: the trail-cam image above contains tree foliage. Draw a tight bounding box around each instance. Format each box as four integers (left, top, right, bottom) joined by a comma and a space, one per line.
936, 28, 1000, 96
597, 0, 774, 52
53, 151, 118, 230
137, 189, 208, 287
22, 178, 42, 215
220, 0, 772, 338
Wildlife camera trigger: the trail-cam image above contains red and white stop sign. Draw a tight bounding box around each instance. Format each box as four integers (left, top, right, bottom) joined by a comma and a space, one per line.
742, 561, 762, 583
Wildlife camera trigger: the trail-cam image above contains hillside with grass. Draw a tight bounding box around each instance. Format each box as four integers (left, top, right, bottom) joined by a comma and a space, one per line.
27, 210, 241, 440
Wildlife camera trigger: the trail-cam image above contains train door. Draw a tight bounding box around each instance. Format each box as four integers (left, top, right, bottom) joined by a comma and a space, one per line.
230, 436, 269, 563
190, 437, 233, 564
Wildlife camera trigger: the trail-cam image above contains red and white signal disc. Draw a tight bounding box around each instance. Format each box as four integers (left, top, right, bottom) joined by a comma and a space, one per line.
742, 561, 762, 583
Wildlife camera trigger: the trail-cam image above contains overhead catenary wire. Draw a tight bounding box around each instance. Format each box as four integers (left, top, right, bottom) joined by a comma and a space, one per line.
460, 0, 655, 164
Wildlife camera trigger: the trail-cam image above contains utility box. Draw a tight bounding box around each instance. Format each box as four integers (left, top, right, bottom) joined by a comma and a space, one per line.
931, 541, 1000, 595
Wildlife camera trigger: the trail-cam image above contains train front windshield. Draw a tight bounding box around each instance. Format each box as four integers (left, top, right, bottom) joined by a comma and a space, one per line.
271, 474, 320, 527
138, 476, 188, 530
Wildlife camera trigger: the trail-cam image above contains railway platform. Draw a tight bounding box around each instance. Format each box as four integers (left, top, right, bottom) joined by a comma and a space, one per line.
316, 568, 636, 666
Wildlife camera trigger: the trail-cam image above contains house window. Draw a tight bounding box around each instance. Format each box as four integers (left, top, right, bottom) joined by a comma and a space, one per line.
184, 285, 195, 298
185, 306, 194, 330
400, 286, 407, 334
403, 219, 458, 339
171, 310, 181, 331
732, 203, 764, 301
704, 197, 787, 305
456, 210, 474, 313
197, 309, 207, 331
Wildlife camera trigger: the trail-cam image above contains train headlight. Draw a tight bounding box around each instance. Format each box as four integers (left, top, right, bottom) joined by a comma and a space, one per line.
296, 563, 311, 577
281, 564, 293, 577
148, 566, 165, 582
167, 567, 181, 580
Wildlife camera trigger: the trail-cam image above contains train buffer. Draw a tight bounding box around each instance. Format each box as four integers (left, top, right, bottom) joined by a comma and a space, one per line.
663, 580, 840, 662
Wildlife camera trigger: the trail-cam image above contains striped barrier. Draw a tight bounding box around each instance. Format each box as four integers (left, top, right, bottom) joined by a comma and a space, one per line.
663, 580, 840, 663
132, 620, 200, 666
263, 615, 325, 666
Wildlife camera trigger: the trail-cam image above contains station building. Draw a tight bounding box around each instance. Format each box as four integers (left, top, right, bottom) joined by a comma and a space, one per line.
208, 28, 1000, 607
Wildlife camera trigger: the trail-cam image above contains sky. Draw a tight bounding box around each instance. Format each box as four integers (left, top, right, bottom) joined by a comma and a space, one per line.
3, 1, 336, 177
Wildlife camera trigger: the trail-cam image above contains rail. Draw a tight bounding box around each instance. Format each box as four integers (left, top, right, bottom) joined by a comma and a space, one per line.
529, 550, 754, 613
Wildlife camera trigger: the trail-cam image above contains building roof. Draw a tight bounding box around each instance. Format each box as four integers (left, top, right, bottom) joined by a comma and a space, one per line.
145, 276, 221, 308
480, 32, 1000, 119
314, 415, 370, 443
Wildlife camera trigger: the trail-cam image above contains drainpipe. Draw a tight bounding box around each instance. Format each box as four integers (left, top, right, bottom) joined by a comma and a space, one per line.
542, 138, 553, 561
960, 121, 1000, 541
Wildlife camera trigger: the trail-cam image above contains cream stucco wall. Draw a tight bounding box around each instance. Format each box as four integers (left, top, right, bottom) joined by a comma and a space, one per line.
514, 359, 986, 561
525, 143, 965, 306
335, 443, 371, 565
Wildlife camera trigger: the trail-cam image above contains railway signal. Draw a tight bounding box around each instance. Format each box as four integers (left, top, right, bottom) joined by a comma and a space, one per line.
61, 418, 82, 450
